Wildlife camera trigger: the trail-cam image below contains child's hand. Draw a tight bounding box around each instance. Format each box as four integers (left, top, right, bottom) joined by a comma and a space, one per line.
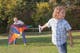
70, 41, 73, 47
39, 23, 48, 31
40, 26, 44, 31
68, 30, 73, 47
38, 25, 42, 33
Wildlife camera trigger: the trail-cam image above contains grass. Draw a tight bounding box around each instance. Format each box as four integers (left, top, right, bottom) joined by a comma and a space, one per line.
0, 32, 80, 53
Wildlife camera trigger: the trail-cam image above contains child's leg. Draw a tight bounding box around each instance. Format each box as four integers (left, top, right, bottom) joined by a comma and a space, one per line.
22, 32, 27, 44
13, 39, 17, 44
56, 42, 67, 53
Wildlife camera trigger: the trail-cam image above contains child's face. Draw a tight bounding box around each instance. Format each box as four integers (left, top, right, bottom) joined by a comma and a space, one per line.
53, 6, 66, 20
57, 9, 65, 19
13, 17, 18, 22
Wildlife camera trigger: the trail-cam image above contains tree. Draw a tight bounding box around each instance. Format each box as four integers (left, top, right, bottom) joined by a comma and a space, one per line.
32, 2, 52, 27
0, 0, 23, 33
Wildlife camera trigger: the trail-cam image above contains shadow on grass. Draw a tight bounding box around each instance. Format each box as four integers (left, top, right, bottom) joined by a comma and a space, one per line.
0, 35, 80, 46
0, 36, 52, 46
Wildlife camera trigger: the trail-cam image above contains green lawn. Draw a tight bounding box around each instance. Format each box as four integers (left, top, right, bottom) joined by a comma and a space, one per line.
0, 32, 80, 53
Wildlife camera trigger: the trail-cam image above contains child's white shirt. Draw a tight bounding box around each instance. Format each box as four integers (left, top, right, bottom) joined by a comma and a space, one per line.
13, 20, 24, 25
46, 18, 71, 46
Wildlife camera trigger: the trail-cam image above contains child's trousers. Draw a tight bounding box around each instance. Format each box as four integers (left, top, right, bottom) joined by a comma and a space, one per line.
56, 42, 67, 53
13, 32, 27, 44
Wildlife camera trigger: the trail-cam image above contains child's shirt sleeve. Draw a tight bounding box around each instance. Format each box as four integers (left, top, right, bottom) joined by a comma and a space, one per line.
65, 21, 72, 31
46, 19, 51, 28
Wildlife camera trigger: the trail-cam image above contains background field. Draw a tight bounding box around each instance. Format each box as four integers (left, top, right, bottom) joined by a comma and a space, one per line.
0, 32, 80, 53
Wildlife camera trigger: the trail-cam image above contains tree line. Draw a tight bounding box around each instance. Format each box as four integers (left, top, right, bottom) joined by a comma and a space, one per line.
0, 0, 80, 33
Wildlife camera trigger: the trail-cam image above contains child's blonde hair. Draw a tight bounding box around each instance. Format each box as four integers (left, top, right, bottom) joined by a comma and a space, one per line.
52, 6, 66, 18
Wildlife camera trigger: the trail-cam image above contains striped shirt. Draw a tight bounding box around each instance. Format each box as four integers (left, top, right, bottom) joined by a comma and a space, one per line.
46, 18, 71, 46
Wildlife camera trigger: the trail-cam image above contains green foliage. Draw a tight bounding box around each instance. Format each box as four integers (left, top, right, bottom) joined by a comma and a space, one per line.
66, 7, 80, 30
0, 0, 23, 33
0, 0, 80, 33
32, 2, 52, 27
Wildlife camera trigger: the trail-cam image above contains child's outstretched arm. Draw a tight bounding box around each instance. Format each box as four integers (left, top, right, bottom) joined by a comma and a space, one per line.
40, 23, 48, 31
68, 30, 73, 47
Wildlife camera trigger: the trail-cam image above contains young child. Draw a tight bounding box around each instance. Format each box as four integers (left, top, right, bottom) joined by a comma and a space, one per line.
40, 6, 73, 53
9, 17, 27, 46
13, 17, 24, 25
